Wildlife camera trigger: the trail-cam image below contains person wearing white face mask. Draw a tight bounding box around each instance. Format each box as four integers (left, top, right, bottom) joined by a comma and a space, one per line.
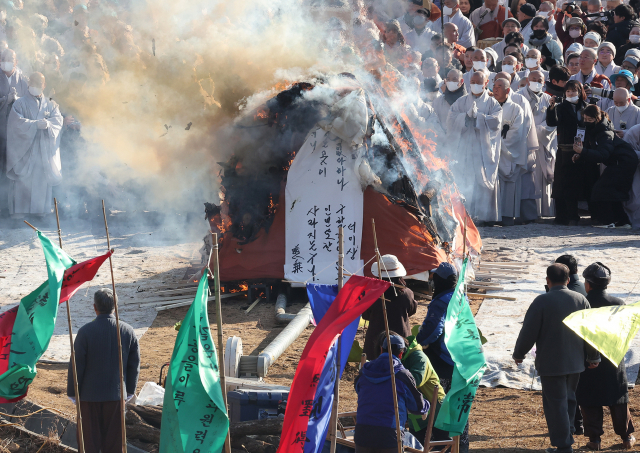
462, 48, 494, 91
605, 87, 640, 137
5, 72, 63, 218
0, 49, 29, 98
434, 68, 467, 131
405, 9, 436, 56
518, 70, 557, 217
617, 26, 640, 66
431, 0, 476, 48
446, 70, 503, 225
501, 54, 523, 90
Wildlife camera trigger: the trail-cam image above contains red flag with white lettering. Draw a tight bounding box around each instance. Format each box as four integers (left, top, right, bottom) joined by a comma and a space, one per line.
0, 251, 112, 403
277, 275, 390, 453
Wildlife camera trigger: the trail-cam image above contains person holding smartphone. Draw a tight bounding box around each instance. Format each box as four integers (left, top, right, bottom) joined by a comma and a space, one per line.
547, 80, 600, 225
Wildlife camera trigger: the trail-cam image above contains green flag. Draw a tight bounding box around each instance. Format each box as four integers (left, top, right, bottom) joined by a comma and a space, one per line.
563, 301, 640, 366
434, 257, 487, 436
160, 273, 229, 453
0, 231, 76, 399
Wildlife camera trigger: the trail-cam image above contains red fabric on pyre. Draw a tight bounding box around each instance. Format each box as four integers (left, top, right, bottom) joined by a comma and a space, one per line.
217, 187, 481, 281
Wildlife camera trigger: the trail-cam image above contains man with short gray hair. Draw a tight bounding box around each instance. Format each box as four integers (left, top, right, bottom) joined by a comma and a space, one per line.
67, 288, 140, 453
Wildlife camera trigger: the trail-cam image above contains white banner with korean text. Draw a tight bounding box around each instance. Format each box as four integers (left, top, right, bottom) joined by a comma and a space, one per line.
284, 127, 364, 285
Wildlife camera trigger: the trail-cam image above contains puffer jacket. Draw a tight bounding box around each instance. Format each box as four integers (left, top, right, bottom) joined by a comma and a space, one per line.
354, 352, 428, 449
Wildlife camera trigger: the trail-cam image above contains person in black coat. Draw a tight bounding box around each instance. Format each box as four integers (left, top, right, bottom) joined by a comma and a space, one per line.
572, 104, 640, 227
576, 262, 636, 451
606, 5, 638, 48
546, 80, 600, 225
607, 5, 639, 50
555, 254, 587, 297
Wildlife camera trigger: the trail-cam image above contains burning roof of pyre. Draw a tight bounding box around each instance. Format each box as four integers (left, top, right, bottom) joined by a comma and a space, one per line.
205, 72, 481, 286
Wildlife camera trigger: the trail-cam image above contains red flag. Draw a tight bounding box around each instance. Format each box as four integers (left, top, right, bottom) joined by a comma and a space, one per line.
0, 251, 112, 403
277, 275, 390, 453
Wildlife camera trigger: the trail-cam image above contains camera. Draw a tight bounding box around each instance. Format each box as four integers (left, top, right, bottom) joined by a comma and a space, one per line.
554, 95, 563, 103
588, 86, 615, 99
564, 2, 577, 13
585, 10, 614, 23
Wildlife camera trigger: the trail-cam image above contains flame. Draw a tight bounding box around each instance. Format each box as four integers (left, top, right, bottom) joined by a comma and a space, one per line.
240, 283, 249, 292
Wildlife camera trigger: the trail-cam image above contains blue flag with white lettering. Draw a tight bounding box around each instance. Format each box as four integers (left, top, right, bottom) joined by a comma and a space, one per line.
304, 284, 360, 453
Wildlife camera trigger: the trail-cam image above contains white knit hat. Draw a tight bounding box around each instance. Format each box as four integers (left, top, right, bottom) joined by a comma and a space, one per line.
583, 31, 602, 47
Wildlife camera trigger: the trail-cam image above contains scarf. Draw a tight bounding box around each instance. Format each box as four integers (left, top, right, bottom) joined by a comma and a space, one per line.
444, 83, 467, 105
545, 81, 564, 97
527, 87, 541, 112
528, 33, 552, 47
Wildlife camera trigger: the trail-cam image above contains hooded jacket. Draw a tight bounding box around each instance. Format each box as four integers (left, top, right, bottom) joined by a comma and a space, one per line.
401, 336, 446, 431
354, 352, 429, 448
416, 289, 457, 378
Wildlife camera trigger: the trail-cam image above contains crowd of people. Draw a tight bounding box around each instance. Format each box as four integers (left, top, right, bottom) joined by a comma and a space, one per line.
367, 0, 640, 228
0, 1, 140, 221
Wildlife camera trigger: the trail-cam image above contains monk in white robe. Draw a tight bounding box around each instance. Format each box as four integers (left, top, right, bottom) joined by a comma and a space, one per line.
1, 49, 29, 98
447, 71, 503, 223
518, 70, 557, 217
606, 88, 640, 135
6, 72, 63, 217
433, 69, 466, 132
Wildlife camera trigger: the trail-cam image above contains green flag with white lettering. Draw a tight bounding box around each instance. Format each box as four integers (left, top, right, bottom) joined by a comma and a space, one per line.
159, 273, 229, 453
0, 231, 76, 399
434, 257, 487, 436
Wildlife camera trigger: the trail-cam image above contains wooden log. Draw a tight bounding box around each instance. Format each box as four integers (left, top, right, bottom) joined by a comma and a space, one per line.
467, 285, 504, 291
467, 293, 517, 301
478, 267, 529, 274
474, 273, 521, 280
229, 418, 284, 437
125, 409, 160, 444
138, 291, 247, 308
230, 436, 276, 453
127, 404, 162, 429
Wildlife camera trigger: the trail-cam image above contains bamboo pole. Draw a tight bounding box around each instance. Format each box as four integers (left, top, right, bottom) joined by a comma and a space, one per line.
372, 219, 403, 453
54, 199, 85, 453
212, 233, 231, 453
329, 227, 345, 453
101, 200, 127, 453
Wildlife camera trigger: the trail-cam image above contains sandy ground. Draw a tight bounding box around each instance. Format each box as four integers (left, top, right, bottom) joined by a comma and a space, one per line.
4, 217, 640, 452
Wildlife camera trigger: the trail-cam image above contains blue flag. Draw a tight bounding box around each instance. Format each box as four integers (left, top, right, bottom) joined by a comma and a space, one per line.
304, 284, 361, 453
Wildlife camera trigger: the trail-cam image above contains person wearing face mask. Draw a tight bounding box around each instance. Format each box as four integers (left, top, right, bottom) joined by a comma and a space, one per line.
606, 4, 638, 50
572, 104, 639, 227
446, 70, 503, 225
405, 9, 436, 56
462, 48, 494, 91
434, 68, 467, 129
0, 48, 29, 98
547, 80, 600, 225
556, 14, 585, 51
433, 0, 476, 48
518, 70, 558, 218
617, 26, 640, 66
520, 48, 551, 80
603, 75, 640, 124
493, 77, 532, 226
595, 42, 619, 77
501, 55, 524, 89
5, 72, 63, 219
527, 18, 563, 71
470, 0, 514, 40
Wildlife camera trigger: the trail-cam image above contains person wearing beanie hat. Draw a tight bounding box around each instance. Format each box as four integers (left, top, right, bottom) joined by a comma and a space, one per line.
617, 25, 640, 66
517, 3, 537, 40
596, 42, 619, 77
576, 262, 636, 451
556, 15, 585, 51
416, 262, 472, 453
491, 18, 529, 62
584, 31, 602, 48
362, 255, 417, 361
565, 42, 584, 61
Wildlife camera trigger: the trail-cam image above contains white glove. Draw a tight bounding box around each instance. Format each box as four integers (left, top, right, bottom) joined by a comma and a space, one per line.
8, 88, 17, 103
68, 396, 76, 404
37, 119, 48, 129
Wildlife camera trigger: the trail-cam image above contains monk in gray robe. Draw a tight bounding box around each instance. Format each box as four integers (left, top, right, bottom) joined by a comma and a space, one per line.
447, 71, 503, 224
6, 72, 63, 217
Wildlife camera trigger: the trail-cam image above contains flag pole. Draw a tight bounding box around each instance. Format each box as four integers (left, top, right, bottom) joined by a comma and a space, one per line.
101, 200, 127, 453
329, 226, 345, 453
372, 219, 403, 453
211, 233, 231, 453
54, 198, 85, 453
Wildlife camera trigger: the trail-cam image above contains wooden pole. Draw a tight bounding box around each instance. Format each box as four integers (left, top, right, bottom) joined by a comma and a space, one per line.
212, 233, 232, 453
372, 219, 403, 453
329, 227, 345, 453
54, 198, 85, 453
101, 200, 127, 453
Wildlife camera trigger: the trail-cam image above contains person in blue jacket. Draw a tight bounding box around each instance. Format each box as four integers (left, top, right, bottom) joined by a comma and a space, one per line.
416, 262, 471, 453
354, 332, 429, 453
